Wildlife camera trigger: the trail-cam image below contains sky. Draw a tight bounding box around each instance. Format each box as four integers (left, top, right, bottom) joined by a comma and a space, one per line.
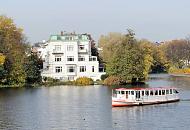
1, 0, 190, 43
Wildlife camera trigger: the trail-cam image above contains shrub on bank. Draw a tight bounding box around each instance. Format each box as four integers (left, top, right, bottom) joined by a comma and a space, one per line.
103, 76, 124, 86
101, 74, 109, 81
169, 67, 190, 74
75, 77, 94, 86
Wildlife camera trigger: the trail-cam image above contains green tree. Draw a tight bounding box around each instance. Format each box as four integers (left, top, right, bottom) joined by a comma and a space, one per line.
0, 64, 6, 84
24, 54, 42, 84
4, 50, 26, 85
151, 45, 170, 73
102, 30, 149, 83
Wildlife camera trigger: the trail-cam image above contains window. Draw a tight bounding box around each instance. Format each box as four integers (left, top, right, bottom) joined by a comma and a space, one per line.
145, 91, 149, 96
142, 91, 144, 96
80, 66, 86, 72
78, 56, 85, 61
54, 45, 61, 51
150, 91, 153, 96
55, 56, 61, 62
162, 90, 165, 95
174, 89, 179, 94
155, 90, 158, 95
79, 45, 85, 50
170, 89, 173, 94
65, 37, 73, 41
55, 66, 62, 73
121, 91, 125, 94
89, 57, 97, 61
67, 45, 74, 51
67, 66, 75, 73
159, 90, 162, 95
67, 56, 74, 61
166, 90, 169, 94
128, 91, 131, 95
92, 66, 94, 72
131, 91, 134, 95
68, 76, 74, 80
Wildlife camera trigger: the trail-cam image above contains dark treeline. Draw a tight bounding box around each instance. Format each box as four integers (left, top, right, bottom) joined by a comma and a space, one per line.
0, 16, 41, 87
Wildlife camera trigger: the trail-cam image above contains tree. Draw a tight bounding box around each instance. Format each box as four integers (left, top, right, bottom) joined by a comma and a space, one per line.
151, 45, 170, 73
101, 30, 150, 83
162, 39, 190, 68
98, 32, 125, 63
24, 54, 42, 84
0, 15, 27, 85
0, 64, 6, 84
4, 49, 26, 85
91, 40, 102, 63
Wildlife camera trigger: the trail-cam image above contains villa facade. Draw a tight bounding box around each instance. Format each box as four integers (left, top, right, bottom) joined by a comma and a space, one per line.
41, 32, 105, 81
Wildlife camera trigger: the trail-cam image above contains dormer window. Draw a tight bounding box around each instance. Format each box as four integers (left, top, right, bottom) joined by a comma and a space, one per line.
79, 45, 85, 50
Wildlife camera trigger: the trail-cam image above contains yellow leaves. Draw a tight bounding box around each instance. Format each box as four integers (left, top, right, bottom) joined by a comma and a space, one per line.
0, 53, 5, 64
0, 15, 23, 35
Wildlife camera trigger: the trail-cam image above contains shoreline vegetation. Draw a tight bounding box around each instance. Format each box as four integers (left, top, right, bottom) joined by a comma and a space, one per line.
1, 15, 190, 87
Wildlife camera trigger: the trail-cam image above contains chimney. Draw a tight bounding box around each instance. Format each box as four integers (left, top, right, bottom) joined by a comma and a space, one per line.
61, 31, 64, 36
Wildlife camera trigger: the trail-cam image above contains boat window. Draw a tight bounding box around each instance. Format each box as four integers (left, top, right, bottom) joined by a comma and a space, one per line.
113, 90, 117, 94
166, 90, 169, 94
159, 90, 162, 95
145, 91, 149, 96
162, 90, 165, 95
121, 91, 125, 94
131, 91, 134, 95
155, 90, 158, 95
142, 91, 144, 96
174, 89, 179, 94
150, 90, 153, 96
117, 91, 120, 94
128, 91, 131, 95
126, 91, 128, 95
170, 89, 172, 94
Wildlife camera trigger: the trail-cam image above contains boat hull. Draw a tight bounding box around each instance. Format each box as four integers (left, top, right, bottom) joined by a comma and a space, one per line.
112, 99, 180, 107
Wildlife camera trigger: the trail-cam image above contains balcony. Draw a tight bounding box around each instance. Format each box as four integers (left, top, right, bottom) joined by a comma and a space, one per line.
52, 49, 64, 54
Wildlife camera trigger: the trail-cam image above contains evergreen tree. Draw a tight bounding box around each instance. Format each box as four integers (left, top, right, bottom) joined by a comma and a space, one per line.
24, 54, 42, 84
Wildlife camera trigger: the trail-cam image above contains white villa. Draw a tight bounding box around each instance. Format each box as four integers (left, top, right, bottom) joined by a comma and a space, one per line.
41, 32, 105, 81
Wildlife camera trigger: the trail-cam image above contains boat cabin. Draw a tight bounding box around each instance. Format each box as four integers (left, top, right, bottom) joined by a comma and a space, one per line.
112, 87, 179, 106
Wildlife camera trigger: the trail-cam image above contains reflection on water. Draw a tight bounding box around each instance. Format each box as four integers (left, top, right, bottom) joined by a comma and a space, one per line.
0, 74, 190, 130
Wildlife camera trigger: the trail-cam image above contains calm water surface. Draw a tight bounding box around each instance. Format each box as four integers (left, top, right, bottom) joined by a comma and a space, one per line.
0, 74, 190, 130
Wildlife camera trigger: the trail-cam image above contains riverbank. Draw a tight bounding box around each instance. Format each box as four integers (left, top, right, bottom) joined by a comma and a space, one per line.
170, 73, 190, 77
0, 80, 104, 88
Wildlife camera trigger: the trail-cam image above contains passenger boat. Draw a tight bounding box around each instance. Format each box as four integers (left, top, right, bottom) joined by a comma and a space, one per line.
112, 87, 180, 107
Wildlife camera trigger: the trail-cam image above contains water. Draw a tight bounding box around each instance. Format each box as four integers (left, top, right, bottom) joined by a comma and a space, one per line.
0, 74, 190, 130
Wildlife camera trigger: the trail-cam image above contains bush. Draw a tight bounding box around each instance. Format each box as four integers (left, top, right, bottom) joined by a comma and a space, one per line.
103, 76, 124, 86
169, 67, 190, 74
43, 77, 60, 82
75, 77, 94, 86
101, 74, 109, 80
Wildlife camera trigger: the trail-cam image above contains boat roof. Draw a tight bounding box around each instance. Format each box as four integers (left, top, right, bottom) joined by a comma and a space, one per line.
114, 87, 177, 91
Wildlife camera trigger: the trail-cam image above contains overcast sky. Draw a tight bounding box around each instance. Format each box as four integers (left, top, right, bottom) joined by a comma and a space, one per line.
1, 0, 190, 43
